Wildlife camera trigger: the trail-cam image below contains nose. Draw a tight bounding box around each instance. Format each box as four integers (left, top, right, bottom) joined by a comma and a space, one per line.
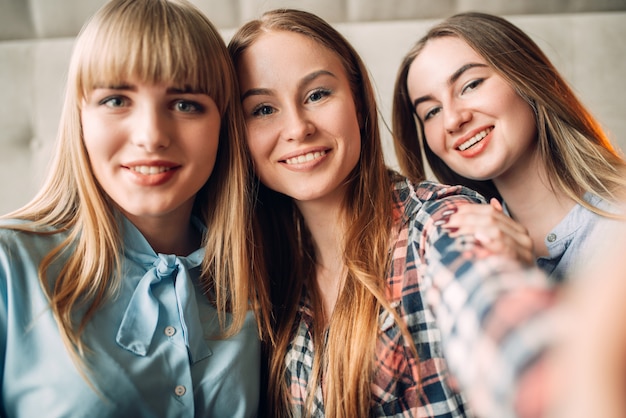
443, 100, 472, 134
130, 104, 171, 151
281, 105, 315, 142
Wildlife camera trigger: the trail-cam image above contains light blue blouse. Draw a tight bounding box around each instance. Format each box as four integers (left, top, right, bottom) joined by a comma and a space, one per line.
0, 216, 259, 417
506, 193, 615, 283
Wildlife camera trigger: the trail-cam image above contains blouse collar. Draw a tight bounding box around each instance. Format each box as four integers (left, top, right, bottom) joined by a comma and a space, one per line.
115, 215, 211, 362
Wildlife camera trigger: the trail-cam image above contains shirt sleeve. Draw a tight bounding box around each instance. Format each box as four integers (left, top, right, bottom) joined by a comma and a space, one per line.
0, 233, 11, 415
411, 187, 557, 418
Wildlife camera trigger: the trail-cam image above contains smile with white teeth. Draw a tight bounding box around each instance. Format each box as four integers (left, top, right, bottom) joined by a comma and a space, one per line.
129, 165, 172, 175
457, 127, 493, 151
284, 150, 327, 165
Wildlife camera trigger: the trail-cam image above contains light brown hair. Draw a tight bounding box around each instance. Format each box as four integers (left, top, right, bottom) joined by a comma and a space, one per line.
230, 8, 416, 417
393, 12, 626, 205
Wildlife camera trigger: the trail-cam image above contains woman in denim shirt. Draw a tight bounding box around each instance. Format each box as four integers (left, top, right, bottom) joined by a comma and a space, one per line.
393, 12, 626, 282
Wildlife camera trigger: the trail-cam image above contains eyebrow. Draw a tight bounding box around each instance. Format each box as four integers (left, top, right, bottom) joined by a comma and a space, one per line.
412, 62, 488, 109
241, 69, 337, 101
92, 84, 203, 94
92, 83, 133, 90
241, 87, 272, 101
167, 86, 204, 94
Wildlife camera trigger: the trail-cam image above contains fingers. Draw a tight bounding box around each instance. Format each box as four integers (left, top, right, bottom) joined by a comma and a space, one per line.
489, 197, 503, 212
445, 204, 528, 238
441, 202, 535, 265
474, 231, 535, 265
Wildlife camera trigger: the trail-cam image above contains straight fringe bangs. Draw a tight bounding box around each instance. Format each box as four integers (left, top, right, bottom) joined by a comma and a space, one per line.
73, 0, 231, 114
2, 0, 261, 387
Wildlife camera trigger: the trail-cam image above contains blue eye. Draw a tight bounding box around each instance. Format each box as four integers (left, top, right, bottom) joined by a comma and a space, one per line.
307, 88, 331, 103
252, 104, 275, 117
101, 96, 126, 108
174, 100, 203, 113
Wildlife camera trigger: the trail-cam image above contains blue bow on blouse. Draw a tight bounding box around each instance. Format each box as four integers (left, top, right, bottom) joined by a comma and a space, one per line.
115, 252, 212, 363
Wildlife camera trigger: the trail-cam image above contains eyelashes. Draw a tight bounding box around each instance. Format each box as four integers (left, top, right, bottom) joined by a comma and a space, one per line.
248, 87, 334, 118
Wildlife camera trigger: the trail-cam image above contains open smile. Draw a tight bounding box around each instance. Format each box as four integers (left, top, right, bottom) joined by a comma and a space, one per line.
283, 150, 327, 165
128, 165, 175, 175
457, 127, 493, 151
122, 161, 181, 186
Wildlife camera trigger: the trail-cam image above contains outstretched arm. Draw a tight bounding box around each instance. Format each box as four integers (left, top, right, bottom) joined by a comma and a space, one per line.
415, 192, 557, 418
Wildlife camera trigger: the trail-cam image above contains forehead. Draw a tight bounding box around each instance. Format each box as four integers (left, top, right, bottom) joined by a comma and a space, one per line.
238, 30, 345, 90
407, 37, 485, 95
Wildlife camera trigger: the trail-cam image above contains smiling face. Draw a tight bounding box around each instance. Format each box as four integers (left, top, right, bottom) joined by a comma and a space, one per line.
81, 79, 220, 225
236, 30, 361, 206
407, 36, 537, 182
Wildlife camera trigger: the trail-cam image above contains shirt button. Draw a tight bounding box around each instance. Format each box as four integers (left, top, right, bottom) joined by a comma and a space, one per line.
164, 326, 176, 337
174, 385, 186, 397
547, 233, 557, 243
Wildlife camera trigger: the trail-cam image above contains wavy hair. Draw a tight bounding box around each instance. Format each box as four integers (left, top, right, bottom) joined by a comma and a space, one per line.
393, 11, 626, 205
2, 0, 262, 365
229, 8, 417, 417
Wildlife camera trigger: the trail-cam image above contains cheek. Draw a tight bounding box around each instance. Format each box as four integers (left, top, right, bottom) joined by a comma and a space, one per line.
505, 95, 537, 140
194, 120, 220, 154
344, 118, 362, 166
423, 123, 445, 154
245, 126, 272, 168
81, 112, 107, 158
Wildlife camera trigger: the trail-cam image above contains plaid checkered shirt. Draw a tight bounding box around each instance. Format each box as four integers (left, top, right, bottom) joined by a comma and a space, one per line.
284, 176, 555, 418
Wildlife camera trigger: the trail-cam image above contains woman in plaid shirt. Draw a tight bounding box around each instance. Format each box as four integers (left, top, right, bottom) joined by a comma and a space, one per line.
229, 9, 555, 418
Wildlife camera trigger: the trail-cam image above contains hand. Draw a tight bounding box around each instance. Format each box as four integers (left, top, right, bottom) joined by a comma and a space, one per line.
442, 198, 534, 265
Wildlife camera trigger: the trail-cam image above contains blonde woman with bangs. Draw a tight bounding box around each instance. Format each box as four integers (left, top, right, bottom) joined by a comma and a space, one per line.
393, 12, 626, 283
229, 8, 557, 418
0, 0, 263, 416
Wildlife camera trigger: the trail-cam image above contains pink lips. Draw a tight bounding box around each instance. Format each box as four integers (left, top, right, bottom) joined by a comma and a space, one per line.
279, 147, 330, 170
123, 160, 180, 186
453, 127, 493, 158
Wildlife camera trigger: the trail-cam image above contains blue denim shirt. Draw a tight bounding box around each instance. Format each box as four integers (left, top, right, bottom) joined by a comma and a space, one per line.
506, 193, 615, 283
0, 216, 259, 417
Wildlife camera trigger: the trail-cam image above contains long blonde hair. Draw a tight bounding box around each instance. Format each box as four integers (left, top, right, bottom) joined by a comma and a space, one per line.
2, 0, 263, 362
229, 9, 417, 417
393, 12, 626, 206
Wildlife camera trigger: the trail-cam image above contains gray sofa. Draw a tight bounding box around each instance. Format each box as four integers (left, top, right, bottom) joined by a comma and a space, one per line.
1, 0, 625, 214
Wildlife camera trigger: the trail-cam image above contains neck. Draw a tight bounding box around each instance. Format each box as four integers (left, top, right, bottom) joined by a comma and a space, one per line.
125, 206, 200, 256
296, 193, 347, 324
494, 158, 576, 257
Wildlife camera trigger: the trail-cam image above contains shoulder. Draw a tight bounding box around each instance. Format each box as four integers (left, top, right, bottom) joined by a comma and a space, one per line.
391, 175, 486, 223
392, 174, 484, 203
0, 219, 61, 243
0, 220, 67, 272
387, 176, 488, 281
583, 192, 622, 214
0, 220, 34, 251
566, 193, 624, 238
0, 222, 68, 317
